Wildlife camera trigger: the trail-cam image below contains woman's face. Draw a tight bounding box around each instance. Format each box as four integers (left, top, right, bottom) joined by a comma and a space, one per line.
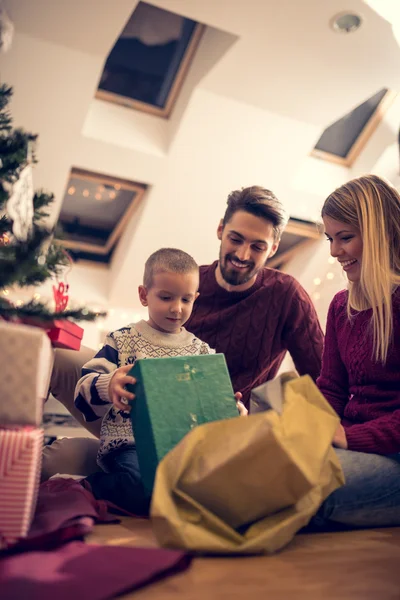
323, 216, 363, 283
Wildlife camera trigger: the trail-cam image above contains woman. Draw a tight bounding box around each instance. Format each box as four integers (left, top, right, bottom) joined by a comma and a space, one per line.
312, 174, 400, 529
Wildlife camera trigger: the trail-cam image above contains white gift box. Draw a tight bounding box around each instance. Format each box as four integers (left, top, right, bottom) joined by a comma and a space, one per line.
0, 322, 53, 426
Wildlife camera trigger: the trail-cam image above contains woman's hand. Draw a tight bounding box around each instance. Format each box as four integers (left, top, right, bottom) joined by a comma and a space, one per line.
333, 423, 348, 449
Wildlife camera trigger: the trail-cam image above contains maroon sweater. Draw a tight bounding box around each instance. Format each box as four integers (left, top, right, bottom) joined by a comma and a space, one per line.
186, 261, 324, 406
317, 288, 400, 455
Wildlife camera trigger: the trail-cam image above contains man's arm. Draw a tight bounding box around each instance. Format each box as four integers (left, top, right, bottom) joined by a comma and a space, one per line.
283, 280, 324, 382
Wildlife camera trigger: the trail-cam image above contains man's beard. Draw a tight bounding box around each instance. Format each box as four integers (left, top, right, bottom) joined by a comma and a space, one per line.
219, 251, 259, 286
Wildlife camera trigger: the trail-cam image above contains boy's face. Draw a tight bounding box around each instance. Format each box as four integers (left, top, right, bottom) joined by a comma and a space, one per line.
138, 270, 199, 334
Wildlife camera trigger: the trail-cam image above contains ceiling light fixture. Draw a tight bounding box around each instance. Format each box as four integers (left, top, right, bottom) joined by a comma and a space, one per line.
331, 12, 363, 33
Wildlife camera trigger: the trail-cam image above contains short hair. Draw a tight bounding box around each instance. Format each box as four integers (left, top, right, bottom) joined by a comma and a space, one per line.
222, 186, 288, 241
143, 248, 199, 289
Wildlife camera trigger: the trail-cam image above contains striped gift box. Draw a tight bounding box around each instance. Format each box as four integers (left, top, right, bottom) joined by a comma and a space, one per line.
0, 427, 43, 549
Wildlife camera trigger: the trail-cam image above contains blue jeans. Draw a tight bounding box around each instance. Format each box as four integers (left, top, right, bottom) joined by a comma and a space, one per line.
85, 446, 150, 516
309, 449, 400, 530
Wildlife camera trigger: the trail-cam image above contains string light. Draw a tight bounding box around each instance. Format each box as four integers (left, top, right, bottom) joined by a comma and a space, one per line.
97, 185, 105, 193
83, 189, 89, 198
109, 191, 116, 200
2, 289, 9, 296
326, 272, 334, 280
95, 193, 102, 200
328, 257, 335, 264
114, 184, 121, 191
68, 186, 75, 195
313, 292, 321, 301
313, 278, 321, 286
33, 293, 41, 300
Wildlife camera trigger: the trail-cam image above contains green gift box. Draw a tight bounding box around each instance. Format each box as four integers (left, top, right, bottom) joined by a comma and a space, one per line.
127, 354, 238, 495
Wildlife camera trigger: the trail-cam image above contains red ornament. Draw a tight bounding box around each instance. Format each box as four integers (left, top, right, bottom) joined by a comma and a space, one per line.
52, 281, 69, 312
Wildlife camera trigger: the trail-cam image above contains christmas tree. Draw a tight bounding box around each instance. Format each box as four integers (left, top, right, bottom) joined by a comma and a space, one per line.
0, 84, 104, 321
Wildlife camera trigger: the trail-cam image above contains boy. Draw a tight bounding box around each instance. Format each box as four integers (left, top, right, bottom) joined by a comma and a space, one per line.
75, 248, 244, 514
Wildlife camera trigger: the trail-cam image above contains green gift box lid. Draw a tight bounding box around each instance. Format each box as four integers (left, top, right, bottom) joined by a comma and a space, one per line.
127, 353, 238, 495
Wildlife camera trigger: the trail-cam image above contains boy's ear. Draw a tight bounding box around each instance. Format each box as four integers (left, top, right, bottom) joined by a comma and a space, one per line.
217, 219, 224, 241
138, 285, 148, 307
194, 292, 200, 302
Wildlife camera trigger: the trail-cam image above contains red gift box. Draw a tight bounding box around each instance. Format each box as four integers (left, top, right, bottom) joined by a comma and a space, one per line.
19, 318, 84, 351
45, 320, 84, 351
0, 427, 43, 549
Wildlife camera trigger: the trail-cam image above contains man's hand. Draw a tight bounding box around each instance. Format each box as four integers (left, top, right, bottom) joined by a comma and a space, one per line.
234, 392, 248, 416
333, 423, 348, 449
109, 365, 136, 411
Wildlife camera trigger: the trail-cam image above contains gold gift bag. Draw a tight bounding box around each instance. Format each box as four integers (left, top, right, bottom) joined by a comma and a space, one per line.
151, 374, 344, 555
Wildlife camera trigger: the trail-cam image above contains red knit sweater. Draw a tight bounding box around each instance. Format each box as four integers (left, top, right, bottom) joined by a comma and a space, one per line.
317, 288, 400, 455
186, 261, 324, 406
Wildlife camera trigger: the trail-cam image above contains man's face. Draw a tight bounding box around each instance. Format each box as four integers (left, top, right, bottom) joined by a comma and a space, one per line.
217, 210, 279, 290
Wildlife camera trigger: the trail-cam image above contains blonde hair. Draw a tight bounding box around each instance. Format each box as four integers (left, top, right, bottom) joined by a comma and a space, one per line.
322, 174, 400, 363
143, 248, 198, 289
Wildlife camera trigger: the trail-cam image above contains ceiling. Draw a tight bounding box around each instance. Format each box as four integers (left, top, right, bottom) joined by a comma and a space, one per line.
6, 0, 400, 126
3, 0, 400, 311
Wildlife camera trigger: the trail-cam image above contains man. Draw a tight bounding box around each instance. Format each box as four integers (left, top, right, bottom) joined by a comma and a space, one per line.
185, 185, 323, 407
43, 185, 323, 478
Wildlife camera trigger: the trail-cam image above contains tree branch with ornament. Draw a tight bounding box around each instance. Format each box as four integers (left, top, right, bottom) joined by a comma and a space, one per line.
0, 84, 106, 323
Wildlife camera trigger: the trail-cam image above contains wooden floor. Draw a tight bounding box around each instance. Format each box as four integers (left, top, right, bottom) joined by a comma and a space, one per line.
88, 518, 400, 600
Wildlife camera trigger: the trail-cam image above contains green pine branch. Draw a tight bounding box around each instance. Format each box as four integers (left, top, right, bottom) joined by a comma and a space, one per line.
0, 226, 68, 289
0, 83, 106, 324
0, 297, 106, 322
0, 85, 12, 133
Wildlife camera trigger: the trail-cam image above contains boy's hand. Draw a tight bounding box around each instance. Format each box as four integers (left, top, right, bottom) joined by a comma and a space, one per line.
109, 365, 136, 411
234, 392, 248, 416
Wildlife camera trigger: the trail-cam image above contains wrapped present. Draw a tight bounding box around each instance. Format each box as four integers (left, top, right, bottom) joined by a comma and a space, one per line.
0, 427, 43, 549
20, 317, 84, 351
128, 354, 239, 495
151, 374, 344, 555
45, 320, 84, 351
0, 322, 53, 426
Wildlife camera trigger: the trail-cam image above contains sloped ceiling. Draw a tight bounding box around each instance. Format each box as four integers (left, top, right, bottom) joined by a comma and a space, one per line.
3, 0, 400, 311
7, 0, 400, 125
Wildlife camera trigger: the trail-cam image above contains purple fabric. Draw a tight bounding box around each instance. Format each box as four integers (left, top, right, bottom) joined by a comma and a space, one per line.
6, 478, 121, 553
0, 540, 192, 600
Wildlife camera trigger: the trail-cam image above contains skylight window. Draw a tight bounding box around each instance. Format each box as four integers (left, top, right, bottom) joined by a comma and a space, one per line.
311, 88, 396, 166
96, 2, 204, 118
57, 168, 147, 265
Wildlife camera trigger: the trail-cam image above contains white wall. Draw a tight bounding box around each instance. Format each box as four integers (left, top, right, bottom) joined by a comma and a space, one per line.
3, 0, 400, 349
107, 88, 322, 308
283, 239, 346, 333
